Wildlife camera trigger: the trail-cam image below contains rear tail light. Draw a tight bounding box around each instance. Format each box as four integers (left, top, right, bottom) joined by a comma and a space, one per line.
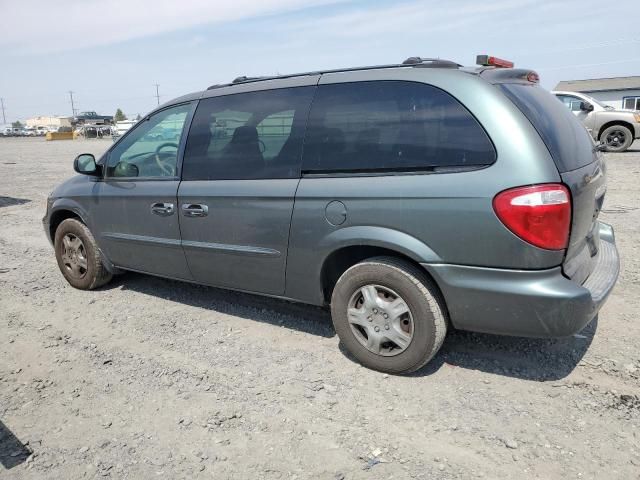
526, 71, 540, 83
493, 184, 571, 250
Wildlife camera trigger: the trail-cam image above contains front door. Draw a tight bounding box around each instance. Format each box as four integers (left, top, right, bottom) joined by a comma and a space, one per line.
178, 85, 316, 295
93, 103, 194, 279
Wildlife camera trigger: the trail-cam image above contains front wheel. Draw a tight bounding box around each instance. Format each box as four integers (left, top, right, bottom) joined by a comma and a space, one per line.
54, 218, 113, 290
330, 257, 447, 374
601, 125, 633, 152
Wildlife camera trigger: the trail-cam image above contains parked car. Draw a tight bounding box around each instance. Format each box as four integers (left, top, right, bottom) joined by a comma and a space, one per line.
44, 55, 620, 373
552, 90, 640, 152
73, 111, 113, 126
111, 120, 136, 141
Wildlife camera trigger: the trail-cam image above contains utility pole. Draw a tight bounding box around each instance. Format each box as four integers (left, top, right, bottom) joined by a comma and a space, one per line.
68, 91, 76, 117
154, 84, 160, 106
0, 98, 6, 124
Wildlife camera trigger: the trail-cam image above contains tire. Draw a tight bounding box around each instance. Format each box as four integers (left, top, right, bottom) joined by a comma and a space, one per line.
54, 218, 112, 290
330, 256, 447, 374
600, 125, 633, 152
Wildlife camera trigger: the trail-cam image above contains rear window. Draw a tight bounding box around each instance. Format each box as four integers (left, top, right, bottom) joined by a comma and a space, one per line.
498, 84, 595, 172
302, 81, 496, 173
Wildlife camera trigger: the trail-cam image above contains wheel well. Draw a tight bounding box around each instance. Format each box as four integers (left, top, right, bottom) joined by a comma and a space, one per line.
597, 120, 635, 140
49, 210, 81, 242
320, 245, 433, 303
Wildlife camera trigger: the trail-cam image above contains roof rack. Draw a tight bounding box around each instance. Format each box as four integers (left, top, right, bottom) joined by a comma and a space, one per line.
232, 75, 268, 84
206, 56, 461, 90
402, 57, 462, 68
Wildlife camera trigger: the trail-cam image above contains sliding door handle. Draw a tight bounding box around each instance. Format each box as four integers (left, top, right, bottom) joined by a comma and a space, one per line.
150, 202, 174, 216
182, 203, 208, 217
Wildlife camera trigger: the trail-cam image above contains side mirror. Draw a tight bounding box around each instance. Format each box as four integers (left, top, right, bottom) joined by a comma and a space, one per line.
580, 101, 594, 112
73, 153, 99, 176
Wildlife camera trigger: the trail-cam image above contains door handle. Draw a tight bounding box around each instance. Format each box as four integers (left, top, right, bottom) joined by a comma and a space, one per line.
150, 202, 174, 216
182, 203, 208, 217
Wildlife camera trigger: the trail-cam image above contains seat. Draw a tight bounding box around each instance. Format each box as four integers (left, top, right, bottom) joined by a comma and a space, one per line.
219, 125, 264, 177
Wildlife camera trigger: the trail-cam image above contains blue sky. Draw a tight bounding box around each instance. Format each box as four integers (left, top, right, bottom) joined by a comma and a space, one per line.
1, 0, 639, 121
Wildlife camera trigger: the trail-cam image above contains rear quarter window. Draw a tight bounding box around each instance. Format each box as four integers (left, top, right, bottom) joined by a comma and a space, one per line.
498, 84, 595, 172
302, 81, 496, 173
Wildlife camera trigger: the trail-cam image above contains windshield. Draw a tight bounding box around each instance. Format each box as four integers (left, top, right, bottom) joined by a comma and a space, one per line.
580, 94, 612, 110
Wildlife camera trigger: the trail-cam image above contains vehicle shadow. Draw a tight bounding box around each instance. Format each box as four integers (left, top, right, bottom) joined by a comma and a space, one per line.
338, 318, 597, 381
409, 317, 598, 381
0, 420, 31, 470
0, 196, 31, 208
105, 273, 335, 338
106, 273, 595, 380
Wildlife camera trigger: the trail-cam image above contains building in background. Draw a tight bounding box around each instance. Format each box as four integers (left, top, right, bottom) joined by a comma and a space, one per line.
554, 76, 640, 111
25, 116, 72, 128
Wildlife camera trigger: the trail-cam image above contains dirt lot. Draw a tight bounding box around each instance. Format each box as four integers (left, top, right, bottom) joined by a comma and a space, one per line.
1, 137, 639, 479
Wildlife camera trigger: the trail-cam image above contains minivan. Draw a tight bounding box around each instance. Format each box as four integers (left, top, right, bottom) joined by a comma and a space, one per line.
44, 55, 620, 373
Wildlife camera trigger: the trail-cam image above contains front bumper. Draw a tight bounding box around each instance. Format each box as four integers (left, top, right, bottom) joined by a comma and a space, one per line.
43, 216, 53, 246
422, 222, 620, 338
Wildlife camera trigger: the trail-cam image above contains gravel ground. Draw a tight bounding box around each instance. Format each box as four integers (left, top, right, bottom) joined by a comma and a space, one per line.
1, 137, 639, 479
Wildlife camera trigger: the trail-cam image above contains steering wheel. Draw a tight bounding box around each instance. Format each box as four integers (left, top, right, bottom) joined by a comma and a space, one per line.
155, 142, 179, 176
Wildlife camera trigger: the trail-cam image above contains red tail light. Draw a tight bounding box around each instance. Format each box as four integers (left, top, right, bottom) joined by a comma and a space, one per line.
493, 184, 571, 250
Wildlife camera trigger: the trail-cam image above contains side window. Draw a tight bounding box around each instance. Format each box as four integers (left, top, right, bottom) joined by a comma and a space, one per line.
623, 97, 640, 110
302, 81, 496, 173
257, 110, 295, 161
106, 104, 191, 178
182, 87, 314, 180
557, 95, 583, 112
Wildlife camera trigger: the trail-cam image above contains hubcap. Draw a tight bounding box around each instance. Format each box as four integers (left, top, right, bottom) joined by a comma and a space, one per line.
347, 285, 414, 356
60, 233, 88, 279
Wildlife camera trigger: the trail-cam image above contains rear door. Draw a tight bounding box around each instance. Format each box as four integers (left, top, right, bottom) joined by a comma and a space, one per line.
93, 103, 194, 279
178, 85, 316, 295
499, 84, 605, 284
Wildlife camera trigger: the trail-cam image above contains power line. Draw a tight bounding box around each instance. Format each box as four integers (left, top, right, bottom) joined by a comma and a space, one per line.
154, 84, 160, 106
68, 91, 76, 116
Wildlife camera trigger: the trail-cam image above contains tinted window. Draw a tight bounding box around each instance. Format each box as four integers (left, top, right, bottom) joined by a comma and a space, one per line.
107, 104, 191, 178
500, 84, 595, 172
302, 81, 495, 173
183, 87, 314, 180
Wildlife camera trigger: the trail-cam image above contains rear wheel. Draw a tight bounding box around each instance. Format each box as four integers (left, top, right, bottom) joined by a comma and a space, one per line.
601, 125, 633, 152
330, 257, 447, 374
54, 218, 112, 290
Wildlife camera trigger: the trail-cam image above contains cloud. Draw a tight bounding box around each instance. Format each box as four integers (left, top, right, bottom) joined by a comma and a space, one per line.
0, 0, 345, 53
284, 0, 545, 39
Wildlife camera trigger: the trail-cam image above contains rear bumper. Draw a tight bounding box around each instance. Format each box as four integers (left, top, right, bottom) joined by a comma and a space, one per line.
422, 222, 620, 338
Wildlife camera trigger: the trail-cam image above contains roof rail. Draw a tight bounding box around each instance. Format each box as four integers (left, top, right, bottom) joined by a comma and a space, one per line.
206, 57, 462, 90
402, 57, 462, 68
232, 75, 267, 84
